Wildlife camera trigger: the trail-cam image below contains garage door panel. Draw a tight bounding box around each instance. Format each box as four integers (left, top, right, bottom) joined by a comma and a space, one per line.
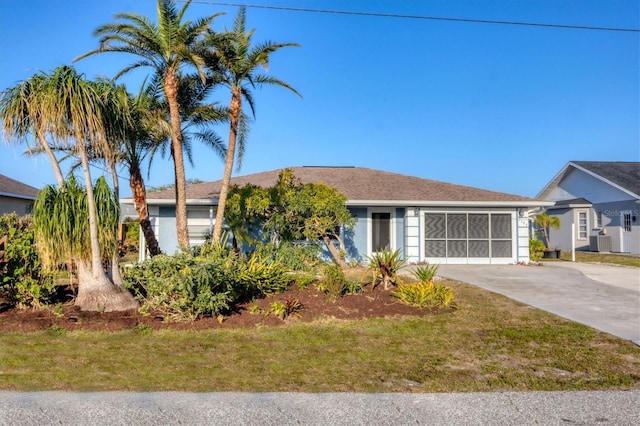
469, 240, 489, 257
447, 240, 467, 257
425, 240, 446, 257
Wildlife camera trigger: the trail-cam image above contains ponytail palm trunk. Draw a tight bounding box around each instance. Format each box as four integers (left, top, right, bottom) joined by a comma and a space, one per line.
34, 177, 138, 311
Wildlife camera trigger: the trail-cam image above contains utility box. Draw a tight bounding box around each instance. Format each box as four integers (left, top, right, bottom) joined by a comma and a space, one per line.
590, 235, 612, 253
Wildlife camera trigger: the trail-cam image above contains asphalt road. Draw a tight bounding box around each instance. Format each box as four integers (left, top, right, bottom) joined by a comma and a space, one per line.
1, 390, 639, 425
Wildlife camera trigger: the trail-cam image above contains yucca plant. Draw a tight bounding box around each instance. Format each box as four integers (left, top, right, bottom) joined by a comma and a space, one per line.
412, 263, 439, 283
366, 248, 406, 290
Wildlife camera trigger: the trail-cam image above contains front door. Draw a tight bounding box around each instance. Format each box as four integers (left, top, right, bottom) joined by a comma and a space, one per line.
371, 212, 391, 252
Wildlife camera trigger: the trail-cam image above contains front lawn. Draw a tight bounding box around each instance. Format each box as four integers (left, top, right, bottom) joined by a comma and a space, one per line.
1, 280, 638, 392
559, 251, 640, 268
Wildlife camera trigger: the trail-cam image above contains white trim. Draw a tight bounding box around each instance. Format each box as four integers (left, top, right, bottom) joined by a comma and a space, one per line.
0, 192, 37, 200
348, 200, 552, 208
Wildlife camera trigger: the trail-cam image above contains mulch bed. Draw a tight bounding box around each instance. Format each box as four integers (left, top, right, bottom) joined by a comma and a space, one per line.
0, 283, 441, 333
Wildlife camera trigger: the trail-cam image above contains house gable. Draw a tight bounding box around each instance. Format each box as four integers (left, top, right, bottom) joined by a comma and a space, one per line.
546, 167, 636, 204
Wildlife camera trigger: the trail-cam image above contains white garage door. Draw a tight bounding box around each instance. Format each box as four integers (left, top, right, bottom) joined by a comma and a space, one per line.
424, 212, 512, 262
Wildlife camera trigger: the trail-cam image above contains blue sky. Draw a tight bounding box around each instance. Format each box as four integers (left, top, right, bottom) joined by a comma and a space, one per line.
0, 0, 638, 198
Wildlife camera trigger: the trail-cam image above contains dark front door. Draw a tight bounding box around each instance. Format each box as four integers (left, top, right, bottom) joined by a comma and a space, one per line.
372, 212, 391, 252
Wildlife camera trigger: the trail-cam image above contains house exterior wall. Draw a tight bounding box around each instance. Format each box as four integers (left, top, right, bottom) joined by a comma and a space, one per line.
548, 168, 635, 203
0, 196, 34, 216
158, 206, 178, 254
345, 207, 367, 261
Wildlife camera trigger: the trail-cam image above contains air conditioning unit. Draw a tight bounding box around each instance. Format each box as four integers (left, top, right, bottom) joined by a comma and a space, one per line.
590, 235, 612, 253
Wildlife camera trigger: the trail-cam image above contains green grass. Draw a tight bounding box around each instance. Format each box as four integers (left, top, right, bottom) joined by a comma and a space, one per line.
558, 251, 640, 268
1, 281, 639, 392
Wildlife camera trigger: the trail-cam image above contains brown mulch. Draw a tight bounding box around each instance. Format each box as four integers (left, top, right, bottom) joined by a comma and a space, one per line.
0, 283, 439, 333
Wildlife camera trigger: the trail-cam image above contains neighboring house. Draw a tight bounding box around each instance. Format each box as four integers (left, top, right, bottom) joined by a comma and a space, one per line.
537, 161, 640, 254
0, 173, 39, 216
122, 166, 550, 264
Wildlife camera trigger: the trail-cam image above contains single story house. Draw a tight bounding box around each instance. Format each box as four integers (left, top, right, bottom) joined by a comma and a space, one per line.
537, 161, 640, 254
0, 173, 39, 216
123, 166, 551, 264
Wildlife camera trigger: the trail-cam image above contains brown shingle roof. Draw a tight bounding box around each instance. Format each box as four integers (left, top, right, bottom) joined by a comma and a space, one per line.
146, 167, 537, 204
0, 174, 39, 199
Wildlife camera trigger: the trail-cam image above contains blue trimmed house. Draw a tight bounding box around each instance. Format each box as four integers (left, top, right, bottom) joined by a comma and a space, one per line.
122, 166, 550, 264
537, 161, 640, 254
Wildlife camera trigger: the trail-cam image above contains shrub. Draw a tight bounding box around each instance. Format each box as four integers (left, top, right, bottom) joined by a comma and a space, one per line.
392, 281, 455, 309
0, 213, 55, 309
252, 241, 322, 273
529, 238, 546, 262
122, 246, 294, 321
412, 263, 439, 282
366, 248, 407, 290
270, 297, 303, 320
316, 263, 348, 301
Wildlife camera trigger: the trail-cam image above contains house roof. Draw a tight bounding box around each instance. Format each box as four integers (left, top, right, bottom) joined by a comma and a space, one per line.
0, 174, 39, 200
537, 161, 640, 200
547, 198, 592, 209
140, 166, 545, 207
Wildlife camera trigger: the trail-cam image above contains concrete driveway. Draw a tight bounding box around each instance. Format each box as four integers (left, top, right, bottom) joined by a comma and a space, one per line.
436, 262, 640, 345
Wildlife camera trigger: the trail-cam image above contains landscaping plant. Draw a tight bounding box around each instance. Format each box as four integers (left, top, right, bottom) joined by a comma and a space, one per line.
366, 248, 407, 290
392, 281, 455, 309
0, 213, 55, 308
411, 263, 439, 282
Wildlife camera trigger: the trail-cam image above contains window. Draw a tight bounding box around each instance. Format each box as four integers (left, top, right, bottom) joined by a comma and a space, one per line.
623, 213, 632, 232
595, 211, 602, 228
578, 212, 587, 239
25, 203, 33, 214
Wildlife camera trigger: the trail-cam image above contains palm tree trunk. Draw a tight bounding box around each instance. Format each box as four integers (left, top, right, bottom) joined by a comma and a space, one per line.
322, 235, 347, 268
35, 130, 65, 187
129, 162, 161, 256
164, 70, 190, 251
213, 87, 242, 242
75, 143, 137, 311
108, 161, 123, 286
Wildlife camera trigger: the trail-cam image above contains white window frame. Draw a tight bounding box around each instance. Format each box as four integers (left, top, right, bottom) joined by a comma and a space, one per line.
578, 210, 588, 240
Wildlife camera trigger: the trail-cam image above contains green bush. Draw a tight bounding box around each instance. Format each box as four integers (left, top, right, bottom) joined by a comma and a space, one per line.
0, 213, 55, 308
529, 238, 546, 261
252, 241, 321, 272
316, 263, 361, 301
392, 281, 455, 309
122, 246, 293, 321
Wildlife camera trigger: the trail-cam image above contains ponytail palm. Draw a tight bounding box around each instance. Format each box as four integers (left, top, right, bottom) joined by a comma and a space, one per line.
34, 177, 135, 311
33, 65, 137, 311
208, 7, 301, 242
0, 75, 65, 186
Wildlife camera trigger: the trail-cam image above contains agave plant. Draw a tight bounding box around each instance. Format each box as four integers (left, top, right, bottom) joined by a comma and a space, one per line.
412, 263, 440, 283
366, 248, 407, 290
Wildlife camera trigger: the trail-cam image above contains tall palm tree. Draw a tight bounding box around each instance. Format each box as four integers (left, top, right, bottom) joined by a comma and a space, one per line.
75, 0, 223, 251
36, 65, 137, 311
207, 7, 301, 242
0, 75, 65, 186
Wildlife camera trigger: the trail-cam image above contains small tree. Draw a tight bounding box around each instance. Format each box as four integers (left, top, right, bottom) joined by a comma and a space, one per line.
534, 212, 561, 250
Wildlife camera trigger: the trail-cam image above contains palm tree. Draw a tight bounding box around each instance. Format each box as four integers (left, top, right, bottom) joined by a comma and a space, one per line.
534, 212, 561, 250
207, 6, 301, 242
75, 0, 223, 251
36, 65, 137, 311
0, 74, 65, 186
